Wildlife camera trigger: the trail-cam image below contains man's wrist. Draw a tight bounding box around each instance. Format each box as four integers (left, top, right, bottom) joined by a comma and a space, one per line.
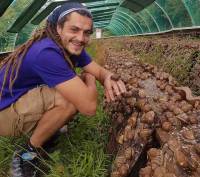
103, 72, 113, 84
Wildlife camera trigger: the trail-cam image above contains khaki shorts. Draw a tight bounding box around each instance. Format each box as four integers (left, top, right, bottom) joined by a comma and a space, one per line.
0, 86, 56, 136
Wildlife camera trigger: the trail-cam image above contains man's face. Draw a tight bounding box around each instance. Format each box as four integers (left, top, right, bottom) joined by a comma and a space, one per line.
57, 12, 93, 55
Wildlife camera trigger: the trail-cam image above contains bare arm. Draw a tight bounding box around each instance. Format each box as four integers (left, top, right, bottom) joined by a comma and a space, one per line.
55, 74, 98, 116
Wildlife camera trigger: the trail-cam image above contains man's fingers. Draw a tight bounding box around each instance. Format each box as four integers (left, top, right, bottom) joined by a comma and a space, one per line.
112, 82, 120, 96
107, 88, 115, 101
105, 90, 111, 102
117, 80, 127, 93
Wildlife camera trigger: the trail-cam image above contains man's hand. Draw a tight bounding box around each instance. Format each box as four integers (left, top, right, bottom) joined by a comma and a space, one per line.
104, 74, 126, 102
80, 72, 96, 85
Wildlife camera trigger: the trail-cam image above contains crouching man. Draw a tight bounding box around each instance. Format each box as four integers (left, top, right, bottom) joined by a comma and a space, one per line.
0, 2, 126, 177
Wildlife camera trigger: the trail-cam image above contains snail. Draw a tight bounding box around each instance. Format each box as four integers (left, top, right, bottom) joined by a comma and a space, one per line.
182, 130, 195, 140
141, 111, 155, 124
117, 134, 124, 144
114, 156, 126, 168
174, 150, 189, 168
111, 171, 120, 177
124, 147, 135, 160
162, 121, 172, 132
127, 115, 137, 127
141, 104, 152, 112
139, 166, 152, 177
119, 164, 129, 176
148, 148, 161, 158
138, 89, 147, 98
139, 129, 152, 140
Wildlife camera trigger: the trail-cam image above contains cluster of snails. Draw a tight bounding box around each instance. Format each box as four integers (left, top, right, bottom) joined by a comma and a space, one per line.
103, 50, 200, 177
140, 125, 200, 177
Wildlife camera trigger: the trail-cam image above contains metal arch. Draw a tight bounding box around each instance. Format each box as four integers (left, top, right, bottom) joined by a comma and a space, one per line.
136, 13, 151, 33
91, 7, 116, 14
181, 0, 195, 25
110, 18, 131, 35
0, 0, 14, 17
111, 16, 137, 35
94, 21, 111, 28
116, 10, 144, 33
94, 21, 110, 26
118, 7, 150, 33
112, 17, 136, 35
95, 24, 108, 28
109, 18, 132, 35
92, 10, 115, 16
94, 18, 112, 22
93, 14, 113, 19
154, 1, 174, 28
119, 6, 151, 33
106, 24, 124, 35
144, 9, 160, 32
92, 11, 114, 18
106, 25, 122, 36
94, 20, 110, 24
112, 12, 137, 34
110, 23, 132, 35
112, 12, 140, 34
110, 22, 137, 35
93, 15, 112, 21
87, 2, 119, 9
109, 17, 131, 35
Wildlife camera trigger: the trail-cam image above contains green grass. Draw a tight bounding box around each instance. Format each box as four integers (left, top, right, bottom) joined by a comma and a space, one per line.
136, 44, 193, 85
86, 42, 97, 59
0, 82, 111, 177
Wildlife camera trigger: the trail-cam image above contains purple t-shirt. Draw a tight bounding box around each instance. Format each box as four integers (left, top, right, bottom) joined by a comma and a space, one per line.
0, 37, 91, 110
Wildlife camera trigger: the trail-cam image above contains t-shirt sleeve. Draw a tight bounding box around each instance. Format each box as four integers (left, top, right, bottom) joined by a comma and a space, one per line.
32, 47, 76, 87
71, 49, 92, 67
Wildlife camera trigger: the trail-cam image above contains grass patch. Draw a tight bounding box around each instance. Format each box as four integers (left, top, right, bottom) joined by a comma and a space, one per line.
86, 42, 97, 59
136, 45, 193, 85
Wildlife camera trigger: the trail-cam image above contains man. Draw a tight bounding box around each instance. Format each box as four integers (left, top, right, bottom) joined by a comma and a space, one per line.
0, 2, 126, 177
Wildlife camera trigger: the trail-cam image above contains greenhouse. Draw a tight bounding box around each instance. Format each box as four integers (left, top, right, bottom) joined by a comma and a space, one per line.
0, 0, 200, 177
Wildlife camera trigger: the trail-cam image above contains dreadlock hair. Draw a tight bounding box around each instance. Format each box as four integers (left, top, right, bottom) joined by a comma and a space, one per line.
0, 18, 75, 99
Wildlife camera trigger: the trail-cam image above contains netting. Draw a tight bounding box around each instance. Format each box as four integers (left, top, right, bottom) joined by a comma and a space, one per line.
106, 0, 200, 36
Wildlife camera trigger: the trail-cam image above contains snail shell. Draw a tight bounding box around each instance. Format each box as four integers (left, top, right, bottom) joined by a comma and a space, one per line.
139, 129, 152, 140
175, 150, 189, 168
182, 130, 195, 140
111, 171, 120, 177
141, 104, 152, 112
148, 148, 161, 158
138, 89, 146, 98
162, 121, 172, 132
114, 156, 126, 168
139, 166, 152, 177
173, 107, 183, 115
189, 116, 198, 124
117, 134, 124, 144
119, 164, 129, 176
142, 111, 155, 124
126, 129, 135, 140
124, 147, 135, 160
127, 115, 137, 127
